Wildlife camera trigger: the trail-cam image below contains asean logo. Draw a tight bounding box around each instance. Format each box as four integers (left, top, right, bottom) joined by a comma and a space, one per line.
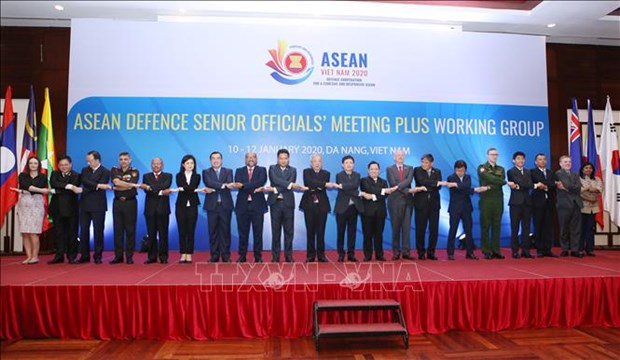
266, 40, 314, 85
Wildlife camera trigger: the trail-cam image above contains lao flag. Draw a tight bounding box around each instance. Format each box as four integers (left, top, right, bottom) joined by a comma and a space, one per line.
1, 86, 19, 228
599, 96, 620, 226
586, 99, 604, 229
569, 97, 583, 173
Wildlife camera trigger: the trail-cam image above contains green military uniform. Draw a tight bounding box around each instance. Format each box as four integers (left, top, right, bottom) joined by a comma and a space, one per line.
111, 166, 140, 263
477, 161, 506, 256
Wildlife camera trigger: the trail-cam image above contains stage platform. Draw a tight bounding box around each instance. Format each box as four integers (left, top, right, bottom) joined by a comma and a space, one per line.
1, 249, 619, 340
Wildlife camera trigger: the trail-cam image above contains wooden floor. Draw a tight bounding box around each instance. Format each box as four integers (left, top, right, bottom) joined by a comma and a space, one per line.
2, 327, 619, 359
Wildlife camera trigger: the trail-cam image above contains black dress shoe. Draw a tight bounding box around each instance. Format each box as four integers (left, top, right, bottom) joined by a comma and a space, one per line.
537, 253, 545, 258
68, 259, 78, 264
484, 253, 493, 260
285, 257, 295, 263
465, 254, 478, 260
347, 256, 358, 262
76, 257, 90, 264
448, 255, 455, 261
110, 257, 124, 264
521, 252, 534, 259
560, 251, 569, 257
318, 257, 328, 263
427, 254, 438, 261
391, 254, 401, 261
363, 257, 372, 262
271, 258, 280, 263
402, 254, 414, 260
222, 258, 231, 263
512, 253, 520, 259
160, 259, 168, 264
94, 258, 102, 264
126, 258, 134, 265
255, 258, 264, 263
144, 259, 157, 264
571, 252, 584, 258
586, 251, 595, 257
418, 254, 426, 260
48, 257, 64, 264
337, 255, 345, 262
179, 259, 187, 264
546, 252, 559, 258
493, 253, 505, 259
209, 257, 220, 263
306, 258, 316, 263
376, 257, 386, 262
237, 257, 247, 263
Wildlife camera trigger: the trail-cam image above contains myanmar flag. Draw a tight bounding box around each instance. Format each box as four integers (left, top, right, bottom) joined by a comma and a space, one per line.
38, 88, 56, 231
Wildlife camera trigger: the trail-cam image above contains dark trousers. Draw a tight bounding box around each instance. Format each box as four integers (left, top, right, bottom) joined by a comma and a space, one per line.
112, 198, 137, 259
509, 204, 531, 254
446, 210, 473, 256
79, 210, 106, 261
207, 205, 232, 261
304, 204, 328, 261
388, 200, 411, 256
580, 213, 595, 253
176, 205, 198, 254
532, 203, 554, 255
237, 206, 265, 261
557, 203, 581, 253
415, 206, 439, 256
361, 214, 385, 260
270, 202, 294, 261
53, 214, 78, 260
337, 205, 358, 257
146, 212, 169, 262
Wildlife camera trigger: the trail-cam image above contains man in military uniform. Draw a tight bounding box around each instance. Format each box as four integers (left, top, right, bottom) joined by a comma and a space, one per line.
478, 147, 506, 260
110, 151, 140, 264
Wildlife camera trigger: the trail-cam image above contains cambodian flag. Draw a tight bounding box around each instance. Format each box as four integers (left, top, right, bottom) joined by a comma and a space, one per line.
569, 97, 582, 173
1, 86, 19, 228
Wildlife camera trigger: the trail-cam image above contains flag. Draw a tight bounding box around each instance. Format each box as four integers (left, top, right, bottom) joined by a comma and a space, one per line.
599, 96, 620, 227
569, 97, 583, 173
20, 85, 37, 172
585, 99, 604, 229
38, 87, 56, 231
1, 86, 19, 228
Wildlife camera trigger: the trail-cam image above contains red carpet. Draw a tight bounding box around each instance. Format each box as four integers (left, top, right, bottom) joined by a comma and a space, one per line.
1, 249, 619, 340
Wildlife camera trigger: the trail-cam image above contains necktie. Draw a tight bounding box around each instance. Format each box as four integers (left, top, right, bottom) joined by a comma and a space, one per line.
247, 168, 253, 201
398, 166, 403, 181
215, 169, 221, 202
520, 169, 524, 176
542, 169, 546, 179
154, 173, 159, 181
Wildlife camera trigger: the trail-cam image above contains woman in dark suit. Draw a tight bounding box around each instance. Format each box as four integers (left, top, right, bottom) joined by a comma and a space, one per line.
175, 154, 201, 263
360, 161, 394, 262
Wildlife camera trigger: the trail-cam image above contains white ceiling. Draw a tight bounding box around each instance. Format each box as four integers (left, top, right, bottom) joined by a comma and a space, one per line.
1, 0, 619, 46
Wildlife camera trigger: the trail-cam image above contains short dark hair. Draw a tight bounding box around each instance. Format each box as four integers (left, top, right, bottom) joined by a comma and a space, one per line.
58, 155, 72, 163
454, 160, 467, 170
534, 153, 546, 161
421, 153, 434, 162
277, 149, 289, 158
512, 151, 525, 160
210, 151, 222, 160
87, 150, 101, 161
179, 154, 197, 174
579, 161, 595, 179
368, 161, 380, 169
342, 155, 355, 164
24, 156, 42, 174
118, 151, 130, 158
487, 147, 497, 154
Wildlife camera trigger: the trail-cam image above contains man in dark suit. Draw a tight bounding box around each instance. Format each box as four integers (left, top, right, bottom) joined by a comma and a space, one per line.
203, 151, 234, 263
77, 150, 111, 264
413, 153, 443, 260
386, 149, 414, 260
507, 151, 534, 259
530, 153, 557, 257
300, 153, 332, 263
334, 155, 364, 262
445, 160, 485, 260
233, 152, 268, 263
48, 155, 81, 264
267, 149, 301, 263
141, 157, 172, 264
554, 155, 584, 258
110, 152, 140, 264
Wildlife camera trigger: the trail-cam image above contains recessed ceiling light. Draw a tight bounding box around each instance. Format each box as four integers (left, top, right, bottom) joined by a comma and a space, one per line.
179, 8, 186, 13
54, 4, 64, 11
547, 23, 556, 28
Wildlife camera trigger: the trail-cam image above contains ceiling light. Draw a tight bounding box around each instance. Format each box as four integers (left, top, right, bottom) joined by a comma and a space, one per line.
54, 4, 64, 11
547, 23, 556, 28
179, 8, 186, 13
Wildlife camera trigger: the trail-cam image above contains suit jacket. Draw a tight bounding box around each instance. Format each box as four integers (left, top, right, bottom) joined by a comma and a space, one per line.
234, 165, 268, 214
413, 166, 442, 210
143, 172, 172, 216
507, 167, 533, 206
300, 168, 331, 213
530, 167, 556, 207
49, 170, 81, 217
554, 169, 583, 209
334, 171, 364, 214
267, 165, 297, 208
203, 167, 234, 211
386, 164, 414, 206
79, 165, 111, 212
360, 176, 388, 217
447, 173, 473, 214
175, 172, 201, 207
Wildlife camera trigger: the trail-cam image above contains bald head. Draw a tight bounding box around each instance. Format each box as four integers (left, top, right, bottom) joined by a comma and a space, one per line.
151, 157, 163, 173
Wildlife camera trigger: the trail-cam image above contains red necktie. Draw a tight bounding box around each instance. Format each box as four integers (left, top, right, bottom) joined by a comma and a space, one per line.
154, 173, 159, 181
398, 166, 404, 181
247, 168, 253, 200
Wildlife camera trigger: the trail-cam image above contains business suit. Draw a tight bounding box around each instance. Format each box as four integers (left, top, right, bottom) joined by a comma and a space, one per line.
413, 166, 442, 258
203, 167, 234, 262
386, 164, 414, 258
446, 173, 475, 257
268, 164, 297, 262
49, 169, 81, 262
175, 172, 201, 254
507, 167, 534, 256
335, 171, 364, 260
234, 165, 267, 262
79, 165, 111, 262
300, 168, 330, 262
554, 169, 583, 254
360, 176, 388, 261
530, 167, 556, 256
143, 171, 172, 263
